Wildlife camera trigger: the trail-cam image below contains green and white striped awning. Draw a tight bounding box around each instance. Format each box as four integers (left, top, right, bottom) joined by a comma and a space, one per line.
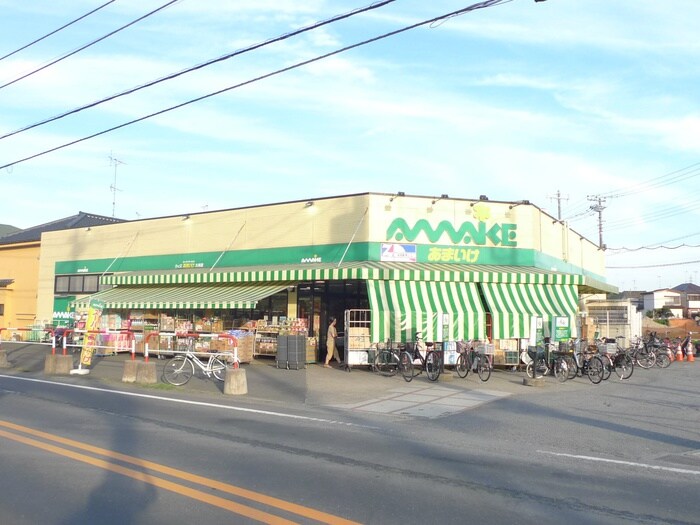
367, 279, 486, 343
102, 262, 587, 287
481, 283, 579, 339
72, 282, 292, 310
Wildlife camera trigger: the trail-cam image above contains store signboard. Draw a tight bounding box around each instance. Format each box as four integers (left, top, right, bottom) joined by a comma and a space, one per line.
552, 316, 571, 342
381, 243, 416, 262
529, 316, 545, 347
79, 299, 104, 368
52, 296, 75, 327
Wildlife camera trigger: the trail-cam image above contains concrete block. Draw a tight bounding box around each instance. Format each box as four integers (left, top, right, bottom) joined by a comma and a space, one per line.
135, 361, 158, 384
44, 354, 73, 375
224, 368, 248, 395
0, 349, 10, 368
522, 377, 546, 387
122, 360, 138, 383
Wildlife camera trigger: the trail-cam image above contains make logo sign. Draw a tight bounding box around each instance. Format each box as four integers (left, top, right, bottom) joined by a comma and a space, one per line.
386, 218, 517, 247
381, 243, 417, 262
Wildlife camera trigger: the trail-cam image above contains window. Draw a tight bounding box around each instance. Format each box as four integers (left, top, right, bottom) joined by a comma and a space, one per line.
587, 306, 628, 324
54, 274, 107, 294
0, 304, 4, 316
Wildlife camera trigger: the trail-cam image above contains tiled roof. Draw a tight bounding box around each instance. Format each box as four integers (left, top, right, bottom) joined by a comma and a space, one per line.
0, 212, 125, 245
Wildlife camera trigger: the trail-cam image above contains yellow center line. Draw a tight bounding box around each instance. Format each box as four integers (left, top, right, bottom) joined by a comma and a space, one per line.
0, 420, 361, 525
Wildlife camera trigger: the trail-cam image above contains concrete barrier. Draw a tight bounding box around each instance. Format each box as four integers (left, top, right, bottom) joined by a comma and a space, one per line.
122, 360, 138, 383
0, 349, 10, 368
44, 354, 74, 375
224, 367, 248, 395
135, 361, 157, 384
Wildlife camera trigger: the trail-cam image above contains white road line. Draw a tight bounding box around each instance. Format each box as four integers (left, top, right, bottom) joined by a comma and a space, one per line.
0, 374, 360, 427
538, 450, 700, 476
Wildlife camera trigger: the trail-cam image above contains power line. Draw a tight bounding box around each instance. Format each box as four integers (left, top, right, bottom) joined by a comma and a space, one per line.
0, 0, 181, 92
0, 0, 519, 171
0, 0, 397, 142
607, 259, 700, 269
0, 0, 117, 62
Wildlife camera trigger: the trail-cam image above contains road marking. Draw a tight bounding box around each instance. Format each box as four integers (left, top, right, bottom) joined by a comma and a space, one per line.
0, 420, 360, 525
538, 450, 700, 476
0, 374, 358, 426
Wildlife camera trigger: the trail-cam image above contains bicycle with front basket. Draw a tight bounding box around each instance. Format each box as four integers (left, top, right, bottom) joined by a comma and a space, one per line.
399, 333, 441, 382
372, 339, 403, 376
455, 340, 491, 382
162, 341, 233, 386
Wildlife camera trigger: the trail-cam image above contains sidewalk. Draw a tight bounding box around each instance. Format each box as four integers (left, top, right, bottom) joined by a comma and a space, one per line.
0, 342, 586, 418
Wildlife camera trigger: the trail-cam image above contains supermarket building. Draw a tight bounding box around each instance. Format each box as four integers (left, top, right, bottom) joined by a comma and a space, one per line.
34, 193, 616, 364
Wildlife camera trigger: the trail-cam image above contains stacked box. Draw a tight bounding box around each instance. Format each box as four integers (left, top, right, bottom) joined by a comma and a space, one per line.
347, 327, 371, 349
306, 337, 317, 363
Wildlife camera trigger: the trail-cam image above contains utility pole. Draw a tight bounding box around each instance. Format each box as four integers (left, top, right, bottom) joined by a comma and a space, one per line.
548, 190, 568, 220
587, 195, 606, 249
109, 152, 125, 217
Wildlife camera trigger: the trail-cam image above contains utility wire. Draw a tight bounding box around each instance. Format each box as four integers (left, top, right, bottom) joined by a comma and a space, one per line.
0, 0, 515, 171
0, 0, 117, 62
0, 0, 181, 91
0, 0, 396, 142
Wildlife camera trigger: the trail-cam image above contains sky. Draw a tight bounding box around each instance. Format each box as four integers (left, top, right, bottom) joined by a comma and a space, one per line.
1, 0, 699, 292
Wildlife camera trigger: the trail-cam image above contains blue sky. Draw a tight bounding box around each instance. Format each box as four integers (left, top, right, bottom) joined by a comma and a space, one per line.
1, 0, 699, 292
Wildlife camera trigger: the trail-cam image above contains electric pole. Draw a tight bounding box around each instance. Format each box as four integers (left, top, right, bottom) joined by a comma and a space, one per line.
587, 195, 606, 249
548, 190, 568, 220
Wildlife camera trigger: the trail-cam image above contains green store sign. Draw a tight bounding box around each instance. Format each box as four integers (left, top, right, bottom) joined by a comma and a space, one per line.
386, 218, 518, 247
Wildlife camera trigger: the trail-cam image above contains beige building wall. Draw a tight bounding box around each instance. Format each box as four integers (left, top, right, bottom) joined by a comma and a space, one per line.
36, 193, 608, 322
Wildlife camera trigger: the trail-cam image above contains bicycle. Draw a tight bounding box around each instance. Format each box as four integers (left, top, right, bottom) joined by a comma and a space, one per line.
373, 339, 403, 377
455, 340, 491, 382
162, 345, 231, 386
399, 333, 441, 382
629, 336, 657, 369
571, 343, 605, 384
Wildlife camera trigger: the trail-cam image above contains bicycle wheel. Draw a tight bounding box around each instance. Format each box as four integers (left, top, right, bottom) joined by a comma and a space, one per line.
553, 357, 569, 383
587, 356, 604, 384
399, 351, 414, 382
601, 354, 612, 381
565, 355, 577, 380
526, 357, 547, 379
655, 351, 671, 369
425, 351, 441, 382
613, 353, 634, 380
374, 350, 399, 376
211, 357, 228, 381
455, 353, 469, 378
163, 356, 194, 385
635, 348, 656, 369
476, 354, 491, 382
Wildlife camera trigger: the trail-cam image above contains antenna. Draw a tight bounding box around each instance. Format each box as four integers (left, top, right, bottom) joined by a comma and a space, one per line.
108, 152, 125, 217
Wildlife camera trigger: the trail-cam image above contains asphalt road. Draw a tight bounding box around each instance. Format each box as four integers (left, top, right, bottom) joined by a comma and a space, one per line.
0, 346, 698, 525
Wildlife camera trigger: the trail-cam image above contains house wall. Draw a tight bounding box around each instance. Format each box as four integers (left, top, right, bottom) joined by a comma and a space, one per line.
0, 242, 40, 328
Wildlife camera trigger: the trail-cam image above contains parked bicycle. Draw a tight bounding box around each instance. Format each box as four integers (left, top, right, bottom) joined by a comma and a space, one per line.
455, 340, 491, 382
162, 345, 231, 386
567, 339, 605, 384
399, 333, 441, 382
373, 339, 403, 377
629, 336, 657, 369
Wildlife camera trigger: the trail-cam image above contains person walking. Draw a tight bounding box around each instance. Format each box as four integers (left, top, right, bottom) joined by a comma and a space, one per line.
324, 317, 340, 368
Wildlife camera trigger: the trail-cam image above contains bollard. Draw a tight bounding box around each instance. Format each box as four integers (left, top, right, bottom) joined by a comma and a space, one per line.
49, 355, 74, 375
135, 361, 157, 384
224, 367, 248, 395
122, 360, 138, 383
0, 349, 10, 368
